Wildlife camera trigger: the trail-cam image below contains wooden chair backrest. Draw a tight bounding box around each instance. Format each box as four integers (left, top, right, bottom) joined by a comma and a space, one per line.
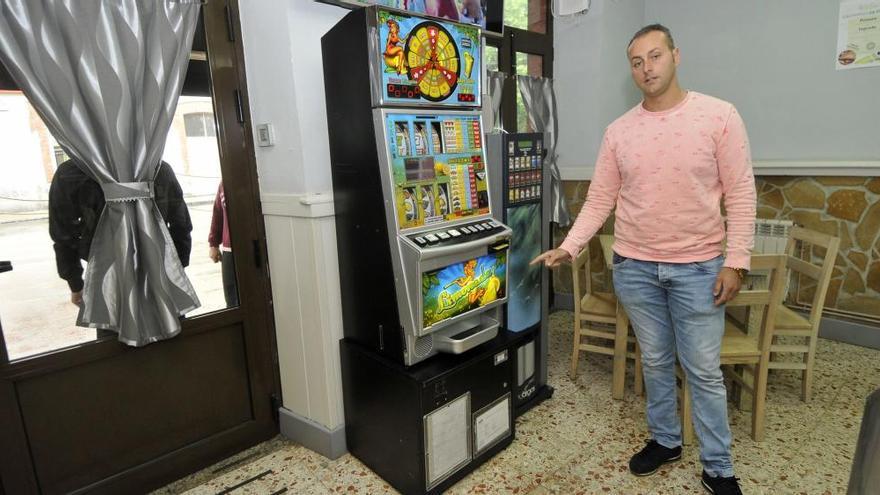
571, 241, 593, 303
784, 226, 841, 326
727, 254, 788, 355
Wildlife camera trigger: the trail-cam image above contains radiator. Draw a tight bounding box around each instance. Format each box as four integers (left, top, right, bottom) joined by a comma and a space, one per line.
744, 219, 794, 329
753, 219, 794, 254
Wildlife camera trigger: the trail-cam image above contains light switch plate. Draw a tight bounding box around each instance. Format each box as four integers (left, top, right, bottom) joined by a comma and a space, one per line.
256, 123, 275, 147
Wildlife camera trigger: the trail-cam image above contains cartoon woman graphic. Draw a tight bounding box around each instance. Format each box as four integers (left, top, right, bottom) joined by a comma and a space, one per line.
453, 259, 486, 305
453, 259, 477, 284
383, 19, 407, 75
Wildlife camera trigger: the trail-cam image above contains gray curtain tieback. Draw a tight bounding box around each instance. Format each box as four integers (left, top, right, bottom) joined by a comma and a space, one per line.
101, 181, 154, 202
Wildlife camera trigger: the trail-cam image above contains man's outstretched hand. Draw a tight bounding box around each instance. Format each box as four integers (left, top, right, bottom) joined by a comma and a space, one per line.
530, 248, 571, 268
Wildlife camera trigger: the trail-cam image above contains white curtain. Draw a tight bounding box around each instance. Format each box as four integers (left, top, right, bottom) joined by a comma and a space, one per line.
0, 0, 202, 345
517, 74, 570, 226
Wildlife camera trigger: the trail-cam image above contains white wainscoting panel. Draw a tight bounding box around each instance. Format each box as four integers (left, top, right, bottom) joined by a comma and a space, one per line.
262, 193, 344, 432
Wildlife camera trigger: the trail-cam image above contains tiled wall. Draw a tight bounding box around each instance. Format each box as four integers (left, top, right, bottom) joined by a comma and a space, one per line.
554, 177, 880, 318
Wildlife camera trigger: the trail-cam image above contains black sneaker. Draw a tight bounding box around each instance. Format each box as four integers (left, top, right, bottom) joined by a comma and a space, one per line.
628, 439, 682, 476
701, 470, 743, 494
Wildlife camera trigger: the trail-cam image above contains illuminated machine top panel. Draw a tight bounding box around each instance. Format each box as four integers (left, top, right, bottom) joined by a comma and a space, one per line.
376, 9, 481, 107
385, 112, 489, 231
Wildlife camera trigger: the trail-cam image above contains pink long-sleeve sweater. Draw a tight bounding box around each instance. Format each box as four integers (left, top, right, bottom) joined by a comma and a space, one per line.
559, 91, 757, 270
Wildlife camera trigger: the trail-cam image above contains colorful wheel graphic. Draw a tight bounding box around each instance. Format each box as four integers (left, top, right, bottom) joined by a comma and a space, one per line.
405, 22, 460, 102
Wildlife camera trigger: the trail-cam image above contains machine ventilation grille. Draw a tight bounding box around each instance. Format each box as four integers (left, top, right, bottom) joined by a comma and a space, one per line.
415, 335, 434, 357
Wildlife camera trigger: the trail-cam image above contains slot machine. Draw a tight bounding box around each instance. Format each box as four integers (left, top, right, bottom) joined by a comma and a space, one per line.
323, 7, 511, 367
486, 132, 553, 415
323, 7, 516, 494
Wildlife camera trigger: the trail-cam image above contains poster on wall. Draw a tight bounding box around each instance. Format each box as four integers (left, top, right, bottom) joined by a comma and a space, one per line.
837, 1, 880, 70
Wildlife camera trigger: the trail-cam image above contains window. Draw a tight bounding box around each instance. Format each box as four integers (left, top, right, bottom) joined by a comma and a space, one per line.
515, 52, 544, 132
504, 0, 549, 33
485, 0, 552, 132
0, 93, 234, 360
183, 112, 216, 137
485, 45, 499, 73
53, 144, 69, 166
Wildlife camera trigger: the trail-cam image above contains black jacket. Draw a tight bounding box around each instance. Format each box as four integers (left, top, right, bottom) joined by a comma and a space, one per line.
48, 160, 192, 292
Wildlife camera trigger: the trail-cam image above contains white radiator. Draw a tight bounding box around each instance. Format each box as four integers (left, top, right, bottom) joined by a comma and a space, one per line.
746, 219, 795, 329
753, 219, 794, 254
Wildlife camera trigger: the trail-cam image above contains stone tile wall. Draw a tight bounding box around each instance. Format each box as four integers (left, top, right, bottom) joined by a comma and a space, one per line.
554, 177, 880, 318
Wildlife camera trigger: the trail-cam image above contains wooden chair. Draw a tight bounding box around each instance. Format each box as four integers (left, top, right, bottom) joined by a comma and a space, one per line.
571, 240, 642, 398
680, 254, 787, 443
771, 226, 840, 402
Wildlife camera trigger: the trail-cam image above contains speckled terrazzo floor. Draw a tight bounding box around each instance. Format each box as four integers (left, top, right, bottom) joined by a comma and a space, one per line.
155, 310, 880, 495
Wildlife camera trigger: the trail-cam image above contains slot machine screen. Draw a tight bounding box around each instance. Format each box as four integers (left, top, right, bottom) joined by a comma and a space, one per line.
387, 113, 489, 230
405, 157, 436, 181
422, 251, 507, 329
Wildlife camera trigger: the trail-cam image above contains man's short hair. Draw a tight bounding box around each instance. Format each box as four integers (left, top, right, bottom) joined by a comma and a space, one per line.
628, 24, 675, 51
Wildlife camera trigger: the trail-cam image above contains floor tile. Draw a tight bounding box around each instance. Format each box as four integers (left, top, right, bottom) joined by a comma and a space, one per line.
157, 310, 877, 495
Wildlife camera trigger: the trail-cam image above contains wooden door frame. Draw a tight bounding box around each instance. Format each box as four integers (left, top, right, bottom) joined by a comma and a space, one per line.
0, 1, 280, 492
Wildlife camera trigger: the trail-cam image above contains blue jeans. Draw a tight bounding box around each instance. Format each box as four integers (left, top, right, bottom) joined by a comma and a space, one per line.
612, 253, 734, 478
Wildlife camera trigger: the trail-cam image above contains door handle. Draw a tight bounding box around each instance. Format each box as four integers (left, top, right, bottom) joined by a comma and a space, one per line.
0, 260, 12, 273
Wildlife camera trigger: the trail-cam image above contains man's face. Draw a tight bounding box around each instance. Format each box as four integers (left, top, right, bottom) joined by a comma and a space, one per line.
627, 31, 680, 98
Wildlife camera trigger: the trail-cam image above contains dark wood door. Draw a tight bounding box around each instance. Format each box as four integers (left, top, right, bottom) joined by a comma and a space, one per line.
0, 2, 279, 493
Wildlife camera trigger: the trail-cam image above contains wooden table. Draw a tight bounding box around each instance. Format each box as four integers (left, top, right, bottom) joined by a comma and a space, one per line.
598, 235, 631, 400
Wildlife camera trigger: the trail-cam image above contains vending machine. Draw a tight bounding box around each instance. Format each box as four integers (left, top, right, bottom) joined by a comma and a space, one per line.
323, 7, 516, 494
323, 7, 512, 367
486, 132, 553, 415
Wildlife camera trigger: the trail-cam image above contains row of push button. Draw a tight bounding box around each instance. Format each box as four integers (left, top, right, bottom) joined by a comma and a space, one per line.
411, 220, 502, 247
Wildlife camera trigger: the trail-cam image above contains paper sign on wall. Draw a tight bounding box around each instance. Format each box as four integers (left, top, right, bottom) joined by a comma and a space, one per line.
837, 1, 880, 70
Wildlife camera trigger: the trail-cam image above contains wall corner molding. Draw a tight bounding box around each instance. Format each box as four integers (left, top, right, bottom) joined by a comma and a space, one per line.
261, 192, 335, 218
559, 160, 880, 181
751, 160, 880, 176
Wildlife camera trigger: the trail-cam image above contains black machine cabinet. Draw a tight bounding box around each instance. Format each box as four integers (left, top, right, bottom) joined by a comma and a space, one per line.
341, 338, 514, 495
486, 132, 553, 415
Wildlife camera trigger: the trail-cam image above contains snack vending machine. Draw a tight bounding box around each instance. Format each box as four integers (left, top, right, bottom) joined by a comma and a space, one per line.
323, 7, 515, 494
487, 132, 553, 414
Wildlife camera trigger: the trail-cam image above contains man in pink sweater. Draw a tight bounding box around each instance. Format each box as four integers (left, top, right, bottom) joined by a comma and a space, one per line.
533, 25, 754, 495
